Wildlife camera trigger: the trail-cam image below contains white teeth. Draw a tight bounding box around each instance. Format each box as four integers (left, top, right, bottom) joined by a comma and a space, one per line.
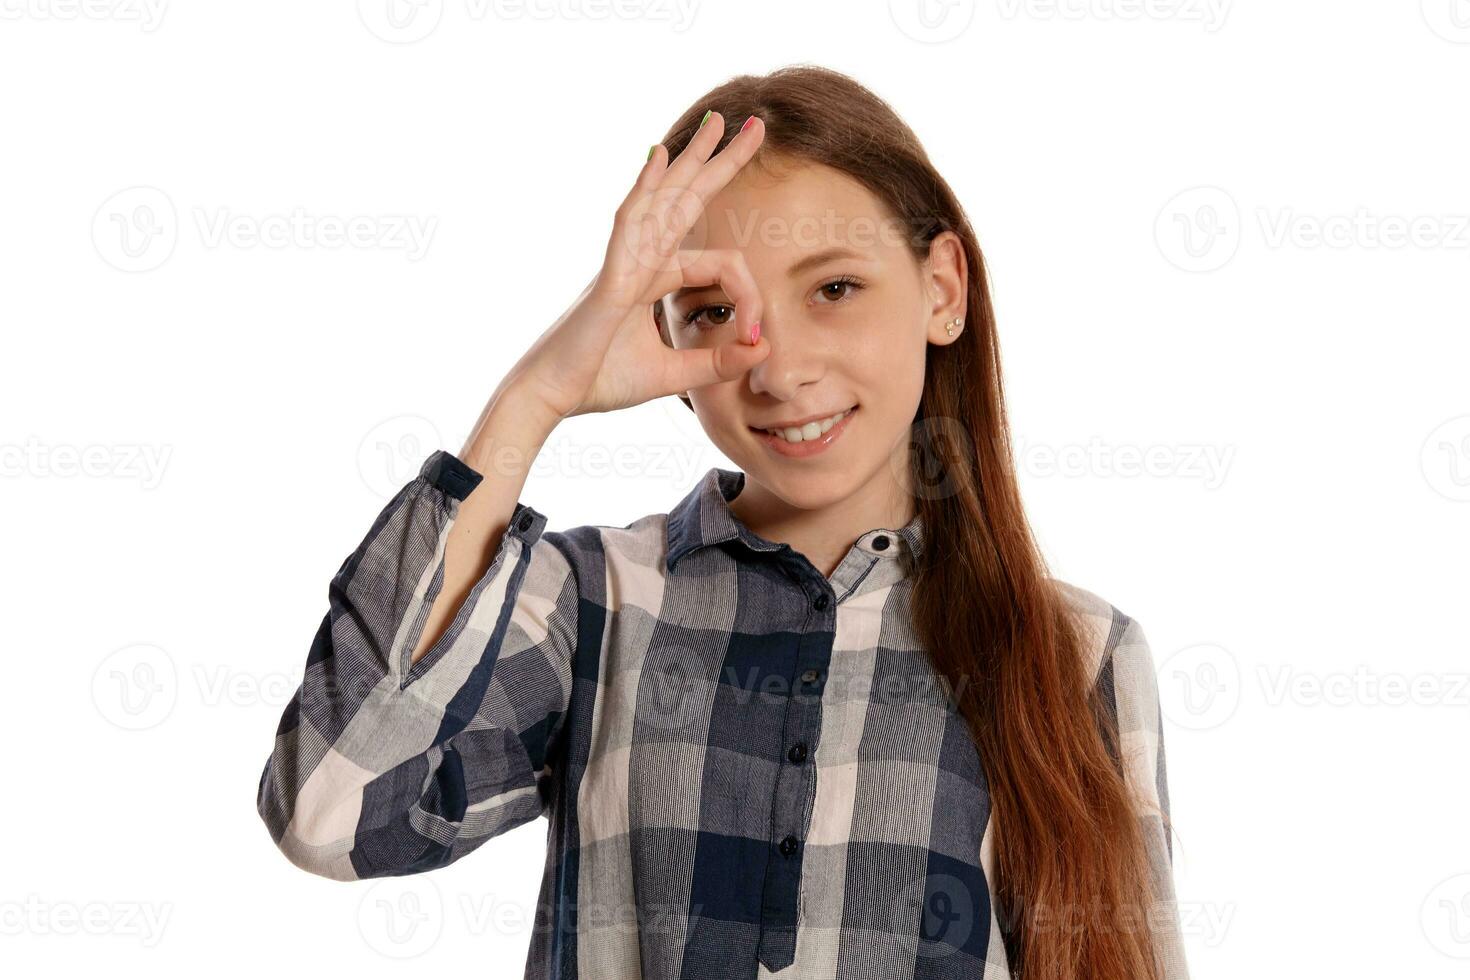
765, 408, 852, 443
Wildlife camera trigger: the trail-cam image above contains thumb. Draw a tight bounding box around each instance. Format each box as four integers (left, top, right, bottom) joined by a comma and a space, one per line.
667, 335, 769, 395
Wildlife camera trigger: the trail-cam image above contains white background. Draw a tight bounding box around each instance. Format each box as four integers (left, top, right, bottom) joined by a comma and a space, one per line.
3, 1, 1467, 977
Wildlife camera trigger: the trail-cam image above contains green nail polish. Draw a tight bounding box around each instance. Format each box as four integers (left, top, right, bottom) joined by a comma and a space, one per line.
699, 109, 711, 128
647, 144, 657, 162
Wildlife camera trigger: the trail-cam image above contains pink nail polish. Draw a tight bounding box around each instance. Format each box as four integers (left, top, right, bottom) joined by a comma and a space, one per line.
750, 321, 760, 344
741, 115, 757, 133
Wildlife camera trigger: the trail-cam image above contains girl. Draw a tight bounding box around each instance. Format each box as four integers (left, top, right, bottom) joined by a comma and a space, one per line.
257, 65, 1188, 980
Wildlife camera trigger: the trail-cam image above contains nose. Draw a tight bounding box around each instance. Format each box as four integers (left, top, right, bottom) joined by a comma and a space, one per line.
746, 312, 825, 402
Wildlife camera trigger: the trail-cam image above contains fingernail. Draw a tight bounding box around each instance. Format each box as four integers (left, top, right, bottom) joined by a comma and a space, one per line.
750, 321, 760, 344
699, 109, 711, 128
647, 144, 658, 162
741, 115, 757, 133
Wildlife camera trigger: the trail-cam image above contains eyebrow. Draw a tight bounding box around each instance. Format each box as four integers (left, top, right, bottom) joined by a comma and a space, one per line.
668, 246, 873, 303
785, 245, 871, 279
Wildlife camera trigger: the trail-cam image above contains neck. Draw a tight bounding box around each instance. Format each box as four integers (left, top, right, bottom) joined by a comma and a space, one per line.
728, 469, 916, 579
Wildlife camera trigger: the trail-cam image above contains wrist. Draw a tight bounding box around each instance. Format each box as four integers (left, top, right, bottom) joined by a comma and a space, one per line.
459, 382, 561, 477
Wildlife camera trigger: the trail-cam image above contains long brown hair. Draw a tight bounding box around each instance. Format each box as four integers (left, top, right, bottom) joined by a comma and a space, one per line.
655, 65, 1169, 980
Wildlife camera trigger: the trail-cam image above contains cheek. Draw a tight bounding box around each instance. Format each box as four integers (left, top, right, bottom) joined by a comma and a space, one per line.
847, 318, 929, 389
688, 382, 743, 425
843, 334, 929, 438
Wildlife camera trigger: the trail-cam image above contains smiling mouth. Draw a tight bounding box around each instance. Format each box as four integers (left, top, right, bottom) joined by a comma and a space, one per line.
749, 405, 858, 444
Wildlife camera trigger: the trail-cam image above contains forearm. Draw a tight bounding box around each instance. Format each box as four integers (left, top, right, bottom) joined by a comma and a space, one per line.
257, 431, 570, 880
408, 382, 561, 667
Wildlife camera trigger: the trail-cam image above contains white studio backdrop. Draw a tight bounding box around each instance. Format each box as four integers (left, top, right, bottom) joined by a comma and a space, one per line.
2, 2, 1467, 977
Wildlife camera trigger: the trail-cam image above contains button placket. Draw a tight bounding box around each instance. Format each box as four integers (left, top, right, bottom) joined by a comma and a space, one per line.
756, 578, 834, 973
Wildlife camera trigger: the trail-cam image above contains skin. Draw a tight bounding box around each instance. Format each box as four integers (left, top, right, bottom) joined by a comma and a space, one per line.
660, 154, 969, 577
410, 111, 967, 664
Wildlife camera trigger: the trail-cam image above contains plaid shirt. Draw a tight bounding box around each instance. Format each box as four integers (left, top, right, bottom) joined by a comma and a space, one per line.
257, 449, 1189, 979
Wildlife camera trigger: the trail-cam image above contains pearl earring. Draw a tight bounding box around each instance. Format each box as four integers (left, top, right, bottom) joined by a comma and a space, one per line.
945, 316, 962, 337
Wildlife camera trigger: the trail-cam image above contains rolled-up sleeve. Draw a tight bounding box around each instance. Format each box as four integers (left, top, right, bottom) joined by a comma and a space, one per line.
256, 449, 579, 881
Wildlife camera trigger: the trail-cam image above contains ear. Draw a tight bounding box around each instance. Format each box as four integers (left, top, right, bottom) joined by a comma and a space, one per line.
923, 230, 969, 347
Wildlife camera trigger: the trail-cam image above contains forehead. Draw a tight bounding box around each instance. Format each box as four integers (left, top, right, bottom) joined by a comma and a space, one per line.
688, 157, 900, 257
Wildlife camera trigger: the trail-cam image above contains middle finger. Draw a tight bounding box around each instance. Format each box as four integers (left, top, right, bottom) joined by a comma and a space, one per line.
648, 112, 765, 251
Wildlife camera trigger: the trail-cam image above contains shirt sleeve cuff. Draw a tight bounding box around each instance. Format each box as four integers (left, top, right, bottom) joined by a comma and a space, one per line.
417, 448, 483, 501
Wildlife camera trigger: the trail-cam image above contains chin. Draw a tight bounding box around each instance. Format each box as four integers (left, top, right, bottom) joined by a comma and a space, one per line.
741, 457, 864, 510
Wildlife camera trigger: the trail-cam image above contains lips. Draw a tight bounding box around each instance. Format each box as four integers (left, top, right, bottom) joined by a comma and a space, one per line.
753, 405, 857, 444
749, 405, 858, 459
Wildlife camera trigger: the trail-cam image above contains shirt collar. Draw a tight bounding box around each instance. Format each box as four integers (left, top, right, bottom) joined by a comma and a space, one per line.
665, 466, 925, 575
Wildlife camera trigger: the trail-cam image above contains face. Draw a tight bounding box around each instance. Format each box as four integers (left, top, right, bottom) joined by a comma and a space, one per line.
661, 155, 968, 518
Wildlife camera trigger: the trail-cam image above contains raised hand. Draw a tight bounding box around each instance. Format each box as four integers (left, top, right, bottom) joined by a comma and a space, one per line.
506, 110, 771, 421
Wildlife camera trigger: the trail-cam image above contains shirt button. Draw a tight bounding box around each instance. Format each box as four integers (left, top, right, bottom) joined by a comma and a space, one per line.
516, 512, 534, 532
787, 742, 807, 764
872, 534, 890, 551
779, 835, 799, 857
813, 593, 830, 611
800, 668, 820, 684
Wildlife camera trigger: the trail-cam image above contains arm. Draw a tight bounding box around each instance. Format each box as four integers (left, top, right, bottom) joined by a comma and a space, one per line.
255, 388, 579, 881
1104, 614, 1191, 980
408, 382, 563, 669
257, 111, 773, 881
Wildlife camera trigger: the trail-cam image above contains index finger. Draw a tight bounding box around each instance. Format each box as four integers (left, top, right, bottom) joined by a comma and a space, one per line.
658, 247, 764, 347
609, 114, 766, 284
646, 112, 766, 240
681, 114, 766, 214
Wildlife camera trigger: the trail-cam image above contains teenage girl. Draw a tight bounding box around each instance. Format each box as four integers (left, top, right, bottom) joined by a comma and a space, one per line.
257, 65, 1189, 980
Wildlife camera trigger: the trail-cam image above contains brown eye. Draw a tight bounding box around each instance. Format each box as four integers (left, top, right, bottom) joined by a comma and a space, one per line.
815, 275, 866, 304
683, 303, 734, 330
